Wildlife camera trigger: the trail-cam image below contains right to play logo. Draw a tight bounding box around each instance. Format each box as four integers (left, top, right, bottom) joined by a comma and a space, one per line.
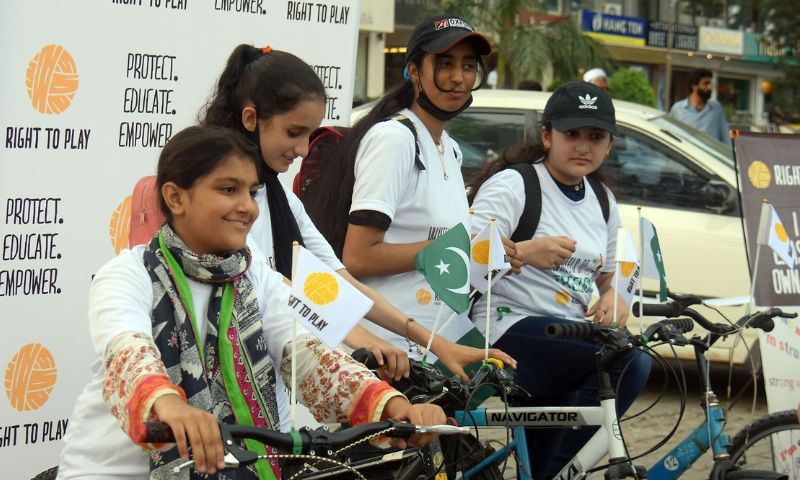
4, 343, 58, 411
26, 44, 79, 115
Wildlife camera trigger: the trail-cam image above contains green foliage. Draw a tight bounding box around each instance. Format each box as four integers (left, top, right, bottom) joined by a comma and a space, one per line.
440, 0, 611, 86
609, 68, 657, 107
546, 78, 564, 92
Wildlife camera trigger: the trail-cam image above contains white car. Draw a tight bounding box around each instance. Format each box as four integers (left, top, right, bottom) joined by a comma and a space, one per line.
348, 89, 753, 365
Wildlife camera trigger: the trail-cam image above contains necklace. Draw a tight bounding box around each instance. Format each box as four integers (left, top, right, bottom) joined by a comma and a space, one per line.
435, 137, 449, 181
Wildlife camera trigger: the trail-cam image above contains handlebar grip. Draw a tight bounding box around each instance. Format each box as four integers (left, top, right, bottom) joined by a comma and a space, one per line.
632, 302, 676, 318
546, 322, 595, 339
139, 422, 175, 444
661, 318, 694, 333
351, 348, 381, 370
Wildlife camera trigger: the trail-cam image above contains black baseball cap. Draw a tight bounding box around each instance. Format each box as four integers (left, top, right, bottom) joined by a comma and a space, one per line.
541, 81, 617, 135
404, 15, 491, 64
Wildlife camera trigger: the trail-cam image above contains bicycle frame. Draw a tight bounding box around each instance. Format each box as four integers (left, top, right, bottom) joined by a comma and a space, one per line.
455, 395, 627, 479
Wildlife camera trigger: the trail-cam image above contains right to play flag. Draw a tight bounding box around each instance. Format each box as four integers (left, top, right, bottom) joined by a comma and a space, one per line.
641, 217, 668, 302
614, 228, 641, 307
289, 246, 373, 347
470, 221, 511, 294
756, 203, 796, 269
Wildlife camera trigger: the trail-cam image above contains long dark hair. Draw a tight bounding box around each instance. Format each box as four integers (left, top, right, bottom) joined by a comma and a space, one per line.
467, 124, 610, 203
199, 44, 326, 179
157, 126, 259, 220
302, 49, 426, 257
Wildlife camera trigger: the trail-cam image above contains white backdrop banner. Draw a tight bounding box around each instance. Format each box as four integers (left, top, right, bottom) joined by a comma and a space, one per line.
0, 1, 360, 477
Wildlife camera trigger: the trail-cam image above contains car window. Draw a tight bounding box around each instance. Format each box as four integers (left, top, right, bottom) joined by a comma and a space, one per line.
604, 127, 732, 215
447, 110, 528, 183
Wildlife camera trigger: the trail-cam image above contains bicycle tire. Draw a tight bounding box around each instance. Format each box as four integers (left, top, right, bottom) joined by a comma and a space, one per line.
30, 466, 58, 480
726, 410, 800, 477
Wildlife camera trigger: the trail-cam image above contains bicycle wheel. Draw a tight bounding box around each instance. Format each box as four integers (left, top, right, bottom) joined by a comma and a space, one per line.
726, 410, 800, 478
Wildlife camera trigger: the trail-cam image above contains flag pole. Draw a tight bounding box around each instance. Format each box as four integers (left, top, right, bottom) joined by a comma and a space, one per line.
612, 227, 624, 327
421, 302, 445, 362
484, 218, 496, 362
637, 206, 644, 335
748, 200, 770, 315
290, 241, 300, 430
426, 289, 477, 357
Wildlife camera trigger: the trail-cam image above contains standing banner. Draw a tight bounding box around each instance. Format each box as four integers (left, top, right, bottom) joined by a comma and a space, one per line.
0, 1, 361, 477
734, 133, 800, 422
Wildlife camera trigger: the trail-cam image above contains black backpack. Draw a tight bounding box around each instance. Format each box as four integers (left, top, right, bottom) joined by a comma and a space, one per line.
293, 114, 424, 199
506, 163, 610, 242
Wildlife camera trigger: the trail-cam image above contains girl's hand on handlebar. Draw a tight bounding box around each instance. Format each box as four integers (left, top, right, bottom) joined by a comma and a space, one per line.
586, 288, 629, 328
382, 397, 446, 448
434, 342, 517, 380
152, 394, 225, 474
345, 327, 411, 381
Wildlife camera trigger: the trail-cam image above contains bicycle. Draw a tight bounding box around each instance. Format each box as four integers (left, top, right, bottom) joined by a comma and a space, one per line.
633, 293, 800, 480
137, 418, 469, 479
348, 348, 521, 480
452, 301, 799, 480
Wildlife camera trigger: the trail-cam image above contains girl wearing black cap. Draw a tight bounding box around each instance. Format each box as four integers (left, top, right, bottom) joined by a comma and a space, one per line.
468, 81, 651, 479
303, 15, 520, 365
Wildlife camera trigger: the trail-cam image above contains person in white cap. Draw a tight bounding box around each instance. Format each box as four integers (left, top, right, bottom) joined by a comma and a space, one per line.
583, 67, 609, 91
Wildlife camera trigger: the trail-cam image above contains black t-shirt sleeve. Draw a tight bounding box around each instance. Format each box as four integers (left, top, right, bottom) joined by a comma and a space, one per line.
348, 209, 391, 231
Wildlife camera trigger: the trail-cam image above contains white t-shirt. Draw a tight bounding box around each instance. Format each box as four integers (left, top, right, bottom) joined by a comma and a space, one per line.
249, 181, 344, 272
470, 162, 620, 344
57, 245, 305, 479
247, 181, 343, 431
350, 108, 472, 355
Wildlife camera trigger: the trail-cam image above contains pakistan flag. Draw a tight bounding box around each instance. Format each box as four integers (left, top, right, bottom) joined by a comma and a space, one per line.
414, 222, 471, 314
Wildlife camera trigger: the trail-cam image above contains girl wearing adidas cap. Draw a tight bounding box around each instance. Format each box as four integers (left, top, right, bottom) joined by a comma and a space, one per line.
468, 81, 651, 479
198, 45, 501, 397
303, 15, 520, 367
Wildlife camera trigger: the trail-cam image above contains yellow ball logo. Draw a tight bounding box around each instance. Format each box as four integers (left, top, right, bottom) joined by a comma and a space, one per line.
471, 240, 490, 265
620, 261, 636, 277
109, 196, 132, 255
5, 343, 57, 412
747, 161, 771, 189
555, 290, 570, 306
304, 272, 339, 305
26, 44, 79, 114
416, 288, 433, 305
775, 222, 789, 243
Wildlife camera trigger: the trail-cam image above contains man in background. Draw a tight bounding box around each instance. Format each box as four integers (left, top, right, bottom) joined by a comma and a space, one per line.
669, 68, 731, 145
583, 68, 609, 91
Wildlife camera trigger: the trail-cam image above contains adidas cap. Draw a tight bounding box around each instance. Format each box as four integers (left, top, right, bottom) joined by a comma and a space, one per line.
541, 81, 616, 135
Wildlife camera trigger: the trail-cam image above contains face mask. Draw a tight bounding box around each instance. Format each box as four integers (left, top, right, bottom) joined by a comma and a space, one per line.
698, 89, 712, 101
416, 88, 473, 121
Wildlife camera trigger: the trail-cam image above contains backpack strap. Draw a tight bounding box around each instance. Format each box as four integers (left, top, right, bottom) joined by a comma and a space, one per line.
508, 163, 542, 242
507, 165, 610, 243
387, 114, 425, 171
586, 175, 610, 223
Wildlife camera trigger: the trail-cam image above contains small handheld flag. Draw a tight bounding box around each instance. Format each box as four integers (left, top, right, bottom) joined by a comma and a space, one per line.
757, 203, 796, 269
414, 223, 472, 314
641, 217, 668, 301
470, 221, 511, 294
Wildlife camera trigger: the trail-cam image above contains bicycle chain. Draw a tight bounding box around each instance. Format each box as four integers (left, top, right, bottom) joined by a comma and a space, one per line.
265, 425, 397, 480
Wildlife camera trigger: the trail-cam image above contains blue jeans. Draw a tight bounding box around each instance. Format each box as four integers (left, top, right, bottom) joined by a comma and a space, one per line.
493, 316, 652, 479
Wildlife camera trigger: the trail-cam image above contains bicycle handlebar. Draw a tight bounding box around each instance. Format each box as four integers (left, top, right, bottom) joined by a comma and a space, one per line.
140, 419, 469, 470
632, 292, 796, 336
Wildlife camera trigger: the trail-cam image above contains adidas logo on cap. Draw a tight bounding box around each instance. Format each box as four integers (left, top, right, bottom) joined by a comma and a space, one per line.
578, 93, 598, 110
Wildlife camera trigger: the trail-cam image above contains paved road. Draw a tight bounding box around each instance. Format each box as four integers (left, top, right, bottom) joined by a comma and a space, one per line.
478, 367, 771, 479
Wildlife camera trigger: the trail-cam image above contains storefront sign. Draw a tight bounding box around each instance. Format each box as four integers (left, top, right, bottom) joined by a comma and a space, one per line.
699, 26, 744, 55
581, 10, 647, 47
647, 21, 698, 50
